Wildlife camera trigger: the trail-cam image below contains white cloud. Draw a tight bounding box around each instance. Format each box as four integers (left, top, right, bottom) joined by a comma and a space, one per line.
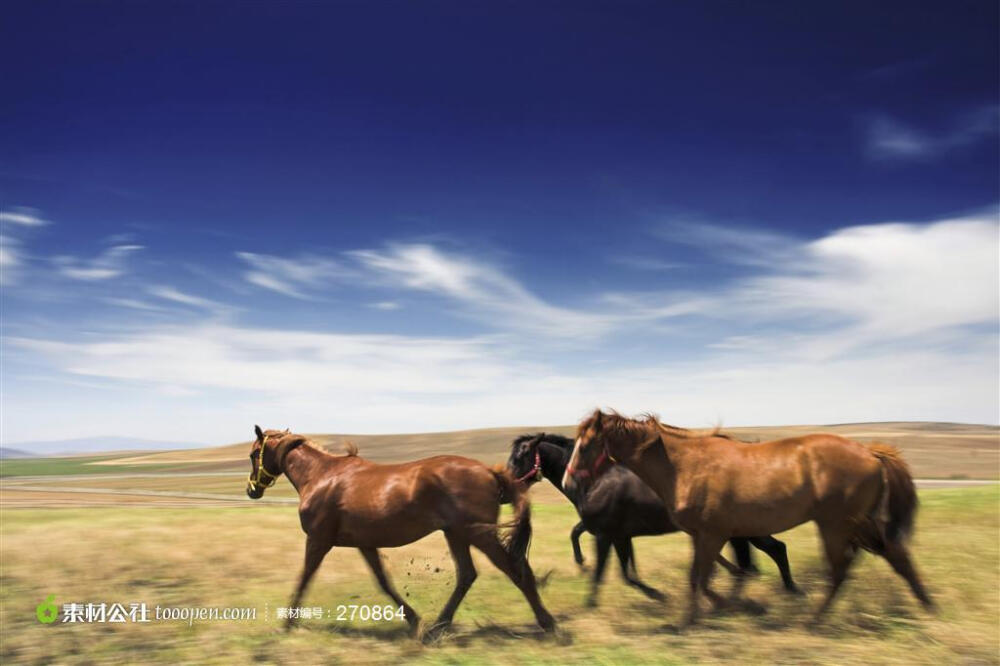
53, 245, 143, 281
147, 285, 225, 311
350, 243, 620, 337
866, 107, 999, 161
8, 325, 522, 397
1, 207, 49, 286
0, 208, 47, 227
3, 211, 997, 443
717, 214, 999, 358
236, 251, 350, 299
6, 321, 995, 443
655, 218, 799, 266
368, 301, 401, 310
103, 297, 169, 312
0, 235, 22, 269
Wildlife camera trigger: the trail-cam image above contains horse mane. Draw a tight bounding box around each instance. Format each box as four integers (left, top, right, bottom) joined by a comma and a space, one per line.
581, 410, 742, 443
264, 429, 360, 458
512, 432, 574, 449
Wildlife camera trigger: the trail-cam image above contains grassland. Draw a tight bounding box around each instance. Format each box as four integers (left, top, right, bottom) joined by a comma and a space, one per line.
1, 421, 997, 664
1, 486, 997, 664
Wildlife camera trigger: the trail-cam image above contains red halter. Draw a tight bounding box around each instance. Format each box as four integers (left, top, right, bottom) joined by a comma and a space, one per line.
565, 442, 616, 480
514, 449, 542, 484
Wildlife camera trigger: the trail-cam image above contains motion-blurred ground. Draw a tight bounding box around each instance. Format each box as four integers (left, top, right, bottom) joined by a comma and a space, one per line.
1, 422, 997, 664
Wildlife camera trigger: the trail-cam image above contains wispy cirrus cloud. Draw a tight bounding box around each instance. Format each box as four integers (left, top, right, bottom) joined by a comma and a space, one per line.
52, 244, 143, 281
147, 285, 228, 312
349, 243, 622, 337
1, 206, 49, 285
236, 251, 351, 299
865, 106, 999, 161
368, 301, 401, 310
0, 208, 48, 227
654, 217, 801, 267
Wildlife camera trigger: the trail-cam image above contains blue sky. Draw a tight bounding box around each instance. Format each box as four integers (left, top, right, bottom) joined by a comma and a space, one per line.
2, 1, 998, 444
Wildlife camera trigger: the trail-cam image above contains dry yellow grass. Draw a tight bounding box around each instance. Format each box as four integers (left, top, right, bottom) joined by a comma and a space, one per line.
1, 486, 997, 665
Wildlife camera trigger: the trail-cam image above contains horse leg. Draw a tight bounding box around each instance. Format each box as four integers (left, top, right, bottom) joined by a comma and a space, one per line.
286, 535, 332, 630
585, 533, 613, 607
730, 537, 756, 573
359, 547, 421, 636
814, 524, 857, 621
686, 532, 727, 626
748, 536, 800, 593
468, 530, 555, 631
880, 539, 934, 609
425, 530, 478, 637
571, 521, 588, 568
714, 553, 742, 576
613, 538, 665, 602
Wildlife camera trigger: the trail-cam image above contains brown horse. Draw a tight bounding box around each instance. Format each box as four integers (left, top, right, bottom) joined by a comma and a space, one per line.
246, 426, 555, 637
562, 410, 933, 624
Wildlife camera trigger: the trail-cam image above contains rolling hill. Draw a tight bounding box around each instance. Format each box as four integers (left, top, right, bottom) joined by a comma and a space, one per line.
88, 421, 999, 480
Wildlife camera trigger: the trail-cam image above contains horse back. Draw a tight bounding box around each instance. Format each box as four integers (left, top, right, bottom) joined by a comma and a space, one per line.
675, 434, 883, 535
302, 454, 504, 547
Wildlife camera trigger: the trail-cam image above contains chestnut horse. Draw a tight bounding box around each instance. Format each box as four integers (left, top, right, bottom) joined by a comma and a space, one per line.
246, 426, 555, 637
562, 410, 933, 624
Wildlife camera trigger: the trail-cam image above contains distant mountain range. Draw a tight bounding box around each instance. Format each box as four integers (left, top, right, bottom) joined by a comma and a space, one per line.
0, 447, 36, 459
0, 437, 208, 458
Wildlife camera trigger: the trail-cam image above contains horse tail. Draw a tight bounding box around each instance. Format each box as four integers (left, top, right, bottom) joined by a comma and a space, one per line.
867, 443, 918, 544
491, 465, 533, 569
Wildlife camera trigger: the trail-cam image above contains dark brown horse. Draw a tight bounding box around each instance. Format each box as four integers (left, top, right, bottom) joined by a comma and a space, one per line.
563, 410, 933, 624
246, 426, 555, 637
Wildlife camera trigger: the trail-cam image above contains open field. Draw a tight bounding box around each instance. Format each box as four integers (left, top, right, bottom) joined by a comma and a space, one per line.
1, 421, 997, 663
1, 486, 998, 665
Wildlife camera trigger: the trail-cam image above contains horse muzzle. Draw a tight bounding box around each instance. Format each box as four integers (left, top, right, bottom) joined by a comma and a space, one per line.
246, 481, 265, 499
562, 471, 578, 495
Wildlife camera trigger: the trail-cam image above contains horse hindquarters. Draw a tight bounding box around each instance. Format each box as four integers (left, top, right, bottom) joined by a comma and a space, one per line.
815, 445, 932, 618
857, 446, 933, 608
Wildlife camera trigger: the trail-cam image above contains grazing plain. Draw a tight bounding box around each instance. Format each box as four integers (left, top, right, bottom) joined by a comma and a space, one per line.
1, 422, 997, 664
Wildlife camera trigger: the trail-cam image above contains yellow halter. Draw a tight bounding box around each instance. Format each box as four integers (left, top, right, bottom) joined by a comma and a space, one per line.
248, 436, 281, 489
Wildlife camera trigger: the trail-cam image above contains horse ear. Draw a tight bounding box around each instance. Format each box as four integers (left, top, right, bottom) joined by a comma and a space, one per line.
283, 428, 290, 434
254, 425, 264, 440
593, 410, 603, 432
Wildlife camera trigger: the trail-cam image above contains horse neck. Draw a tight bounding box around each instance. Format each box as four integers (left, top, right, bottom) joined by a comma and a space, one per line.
622, 429, 688, 506
281, 444, 329, 495
538, 440, 575, 498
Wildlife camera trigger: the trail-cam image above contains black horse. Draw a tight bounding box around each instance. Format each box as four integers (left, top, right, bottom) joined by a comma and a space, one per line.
507, 433, 799, 605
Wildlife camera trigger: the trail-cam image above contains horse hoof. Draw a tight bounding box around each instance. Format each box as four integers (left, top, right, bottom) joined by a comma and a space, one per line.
784, 584, 804, 596
538, 614, 557, 632
584, 595, 598, 608
422, 621, 452, 642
